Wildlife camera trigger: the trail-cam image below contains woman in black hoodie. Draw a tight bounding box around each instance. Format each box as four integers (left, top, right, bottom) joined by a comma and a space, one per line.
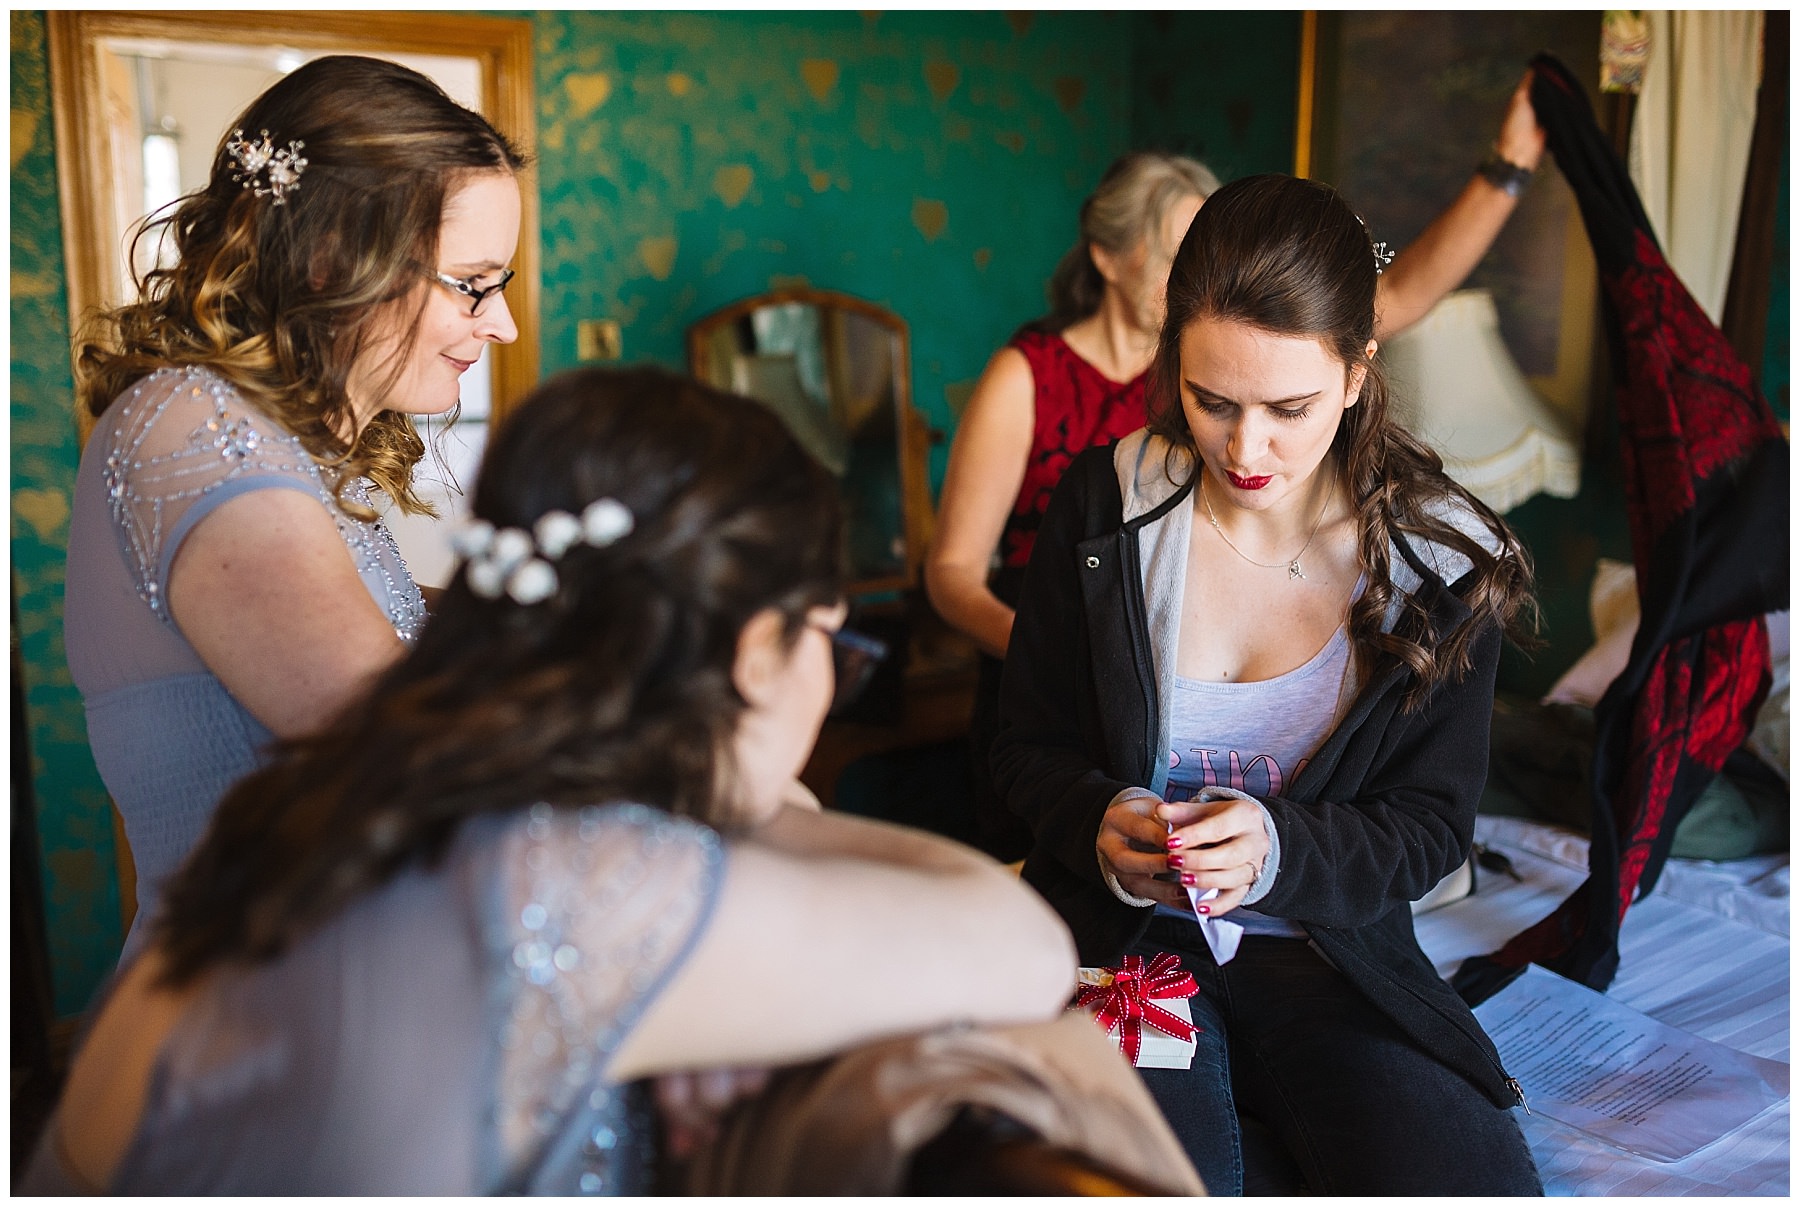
993, 173, 1542, 1195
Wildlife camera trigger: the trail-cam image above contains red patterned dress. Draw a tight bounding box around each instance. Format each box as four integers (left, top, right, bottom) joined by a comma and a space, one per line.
998, 329, 1152, 571
971, 328, 1152, 861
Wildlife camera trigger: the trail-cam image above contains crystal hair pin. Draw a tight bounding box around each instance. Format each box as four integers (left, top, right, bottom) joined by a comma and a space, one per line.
1372, 240, 1395, 275
226, 128, 308, 205
453, 497, 636, 605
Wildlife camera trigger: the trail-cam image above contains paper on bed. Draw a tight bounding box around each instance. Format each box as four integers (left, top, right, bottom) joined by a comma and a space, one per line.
1474, 964, 1789, 1162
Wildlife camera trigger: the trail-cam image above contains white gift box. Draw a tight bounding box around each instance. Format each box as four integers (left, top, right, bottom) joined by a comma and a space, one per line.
1075, 966, 1198, 1070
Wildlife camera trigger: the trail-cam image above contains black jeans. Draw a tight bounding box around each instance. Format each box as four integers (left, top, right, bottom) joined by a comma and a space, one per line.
1128, 915, 1542, 1196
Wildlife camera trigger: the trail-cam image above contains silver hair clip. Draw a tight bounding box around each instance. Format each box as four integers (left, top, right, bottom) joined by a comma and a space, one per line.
1372, 240, 1395, 275
226, 128, 308, 205
454, 497, 636, 605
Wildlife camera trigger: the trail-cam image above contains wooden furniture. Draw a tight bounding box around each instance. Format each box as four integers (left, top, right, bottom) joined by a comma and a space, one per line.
798, 595, 979, 809
688, 289, 978, 806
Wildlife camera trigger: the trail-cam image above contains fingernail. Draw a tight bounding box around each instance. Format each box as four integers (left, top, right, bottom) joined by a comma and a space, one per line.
1167, 853, 1184, 869
1166, 836, 1184, 851
1181, 872, 1197, 886
1197, 903, 1211, 915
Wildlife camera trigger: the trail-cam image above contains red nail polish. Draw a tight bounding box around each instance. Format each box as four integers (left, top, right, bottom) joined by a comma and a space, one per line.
1167, 853, 1184, 869
1166, 836, 1184, 851
1197, 903, 1211, 915
1181, 872, 1196, 886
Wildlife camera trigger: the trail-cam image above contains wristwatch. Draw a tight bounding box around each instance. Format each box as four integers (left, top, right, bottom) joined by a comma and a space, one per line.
1477, 148, 1534, 198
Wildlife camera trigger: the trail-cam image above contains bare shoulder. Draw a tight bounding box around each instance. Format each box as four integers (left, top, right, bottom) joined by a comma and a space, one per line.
960, 345, 1036, 429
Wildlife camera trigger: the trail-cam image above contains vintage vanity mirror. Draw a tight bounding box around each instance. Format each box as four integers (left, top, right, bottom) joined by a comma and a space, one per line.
688, 289, 933, 596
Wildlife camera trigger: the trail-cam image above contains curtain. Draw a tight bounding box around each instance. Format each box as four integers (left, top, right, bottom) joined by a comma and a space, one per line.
1627, 11, 1764, 325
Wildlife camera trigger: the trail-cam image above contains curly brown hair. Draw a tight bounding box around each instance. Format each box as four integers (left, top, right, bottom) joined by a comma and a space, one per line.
76, 55, 526, 516
154, 366, 845, 985
1146, 174, 1537, 707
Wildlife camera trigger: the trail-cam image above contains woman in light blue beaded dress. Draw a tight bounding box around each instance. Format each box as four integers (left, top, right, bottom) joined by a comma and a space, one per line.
24, 366, 1079, 1195
63, 56, 526, 955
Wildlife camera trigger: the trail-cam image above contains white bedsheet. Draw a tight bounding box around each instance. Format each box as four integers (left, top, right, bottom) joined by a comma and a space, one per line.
1414, 816, 1790, 1196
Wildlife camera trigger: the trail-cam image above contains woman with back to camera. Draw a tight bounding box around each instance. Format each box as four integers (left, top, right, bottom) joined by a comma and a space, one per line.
24, 366, 1078, 1195
63, 55, 524, 955
929, 76, 1545, 859
991, 174, 1542, 1194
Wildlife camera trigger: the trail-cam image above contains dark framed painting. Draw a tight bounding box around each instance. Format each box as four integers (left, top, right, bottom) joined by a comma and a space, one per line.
1298, 11, 1605, 426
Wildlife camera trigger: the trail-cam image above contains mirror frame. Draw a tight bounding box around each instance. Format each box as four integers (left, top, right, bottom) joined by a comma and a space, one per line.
687, 287, 934, 598
47, 9, 541, 433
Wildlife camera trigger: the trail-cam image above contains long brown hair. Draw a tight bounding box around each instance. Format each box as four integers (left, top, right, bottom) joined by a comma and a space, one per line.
1028, 152, 1220, 334
154, 366, 844, 985
1146, 174, 1536, 705
77, 55, 526, 516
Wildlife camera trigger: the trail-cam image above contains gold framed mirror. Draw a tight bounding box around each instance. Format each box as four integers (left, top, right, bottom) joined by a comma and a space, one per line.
688, 288, 934, 597
47, 9, 541, 434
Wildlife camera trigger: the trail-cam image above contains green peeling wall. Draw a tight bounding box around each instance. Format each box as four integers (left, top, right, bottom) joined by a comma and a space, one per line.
530, 9, 1134, 467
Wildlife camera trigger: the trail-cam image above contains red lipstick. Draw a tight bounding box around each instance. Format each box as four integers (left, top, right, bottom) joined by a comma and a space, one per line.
1225, 472, 1271, 491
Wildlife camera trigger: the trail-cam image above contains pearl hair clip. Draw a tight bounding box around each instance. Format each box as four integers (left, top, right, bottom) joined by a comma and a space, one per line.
1352, 209, 1396, 276
453, 497, 635, 605
225, 128, 308, 205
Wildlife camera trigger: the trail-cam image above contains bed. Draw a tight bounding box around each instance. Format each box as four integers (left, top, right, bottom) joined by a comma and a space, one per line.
1413, 814, 1790, 1196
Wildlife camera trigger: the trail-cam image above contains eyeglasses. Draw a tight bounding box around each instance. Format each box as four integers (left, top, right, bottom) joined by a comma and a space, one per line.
428, 266, 515, 317
808, 621, 889, 716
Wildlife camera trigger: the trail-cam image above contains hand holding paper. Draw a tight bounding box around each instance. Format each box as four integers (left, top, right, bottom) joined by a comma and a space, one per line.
1186, 885, 1243, 965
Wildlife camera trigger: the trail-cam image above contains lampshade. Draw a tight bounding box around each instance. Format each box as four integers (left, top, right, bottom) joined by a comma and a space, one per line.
1380, 289, 1581, 513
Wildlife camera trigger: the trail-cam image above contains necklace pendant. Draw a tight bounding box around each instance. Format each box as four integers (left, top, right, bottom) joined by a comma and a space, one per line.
1288, 560, 1305, 581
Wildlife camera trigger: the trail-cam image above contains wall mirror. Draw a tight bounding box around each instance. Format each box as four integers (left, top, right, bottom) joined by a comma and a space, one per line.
48, 10, 539, 588
688, 289, 933, 596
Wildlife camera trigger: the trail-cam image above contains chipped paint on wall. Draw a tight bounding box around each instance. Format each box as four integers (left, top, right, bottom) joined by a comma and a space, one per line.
910, 197, 948, 242
712, 163, 754, 208
563, 71, 612, 118
800, 58, 839, 102
924, 60, 959, 105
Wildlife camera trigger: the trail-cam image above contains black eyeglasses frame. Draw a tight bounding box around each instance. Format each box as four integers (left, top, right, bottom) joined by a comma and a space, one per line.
809, 622, 889, 716
428, 266, 516, 317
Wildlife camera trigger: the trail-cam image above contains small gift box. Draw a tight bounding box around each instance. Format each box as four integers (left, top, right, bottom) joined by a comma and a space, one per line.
1071, 953, 1199, 1070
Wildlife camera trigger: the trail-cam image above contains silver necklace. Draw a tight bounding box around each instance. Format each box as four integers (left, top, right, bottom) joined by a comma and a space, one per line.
1199, 470, 1331, 581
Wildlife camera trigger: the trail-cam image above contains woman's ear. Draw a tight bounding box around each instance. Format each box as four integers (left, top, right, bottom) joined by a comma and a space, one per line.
732, 607, 788, 707
1345, 339, 1379, 409
1088, 240, 1120, 286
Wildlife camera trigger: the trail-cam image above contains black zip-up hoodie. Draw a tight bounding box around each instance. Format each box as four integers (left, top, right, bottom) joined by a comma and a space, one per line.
993, 432, 1524, 1110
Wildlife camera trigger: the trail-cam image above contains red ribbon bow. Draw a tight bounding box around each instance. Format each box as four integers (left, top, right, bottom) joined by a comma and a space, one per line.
1073, 953, 1199, 1064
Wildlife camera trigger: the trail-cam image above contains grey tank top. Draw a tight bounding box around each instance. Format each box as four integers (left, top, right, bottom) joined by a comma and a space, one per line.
1157, 623, 1357, 938
63, 366, 427, 955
